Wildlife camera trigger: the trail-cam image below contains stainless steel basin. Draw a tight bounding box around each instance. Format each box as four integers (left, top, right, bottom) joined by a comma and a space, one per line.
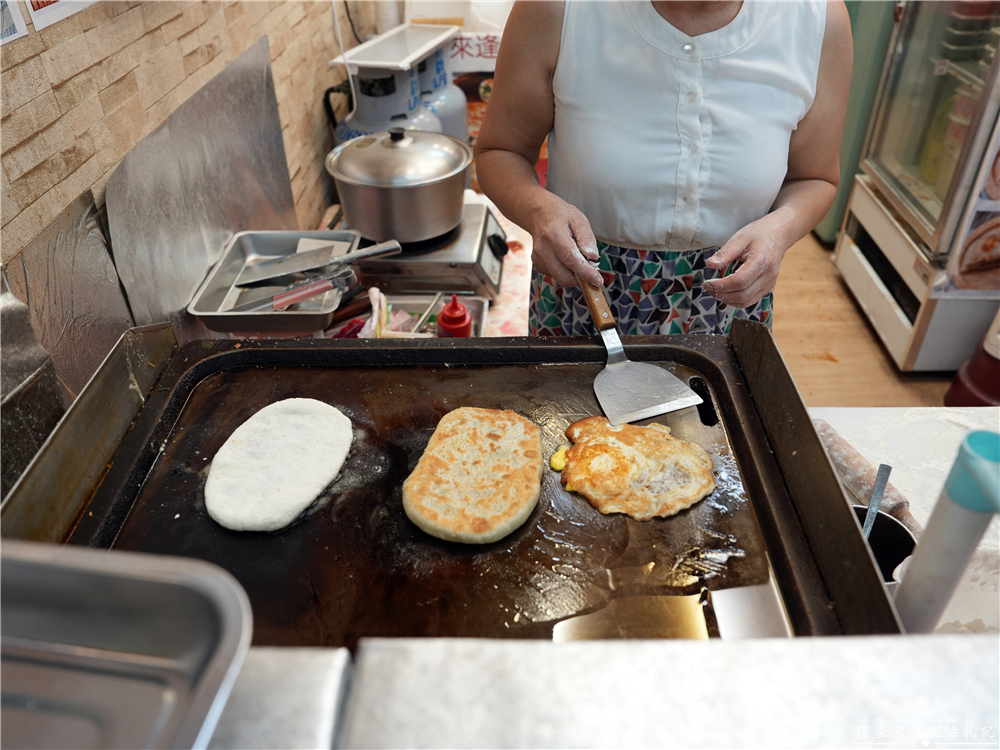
1, 541, 252, 750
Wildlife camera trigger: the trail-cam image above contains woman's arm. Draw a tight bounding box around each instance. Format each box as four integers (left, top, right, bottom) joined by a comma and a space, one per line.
475, 1, 604, 288
704, 0, 853, 307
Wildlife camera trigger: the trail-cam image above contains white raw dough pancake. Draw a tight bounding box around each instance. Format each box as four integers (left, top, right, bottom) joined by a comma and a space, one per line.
205, 398, 353, 532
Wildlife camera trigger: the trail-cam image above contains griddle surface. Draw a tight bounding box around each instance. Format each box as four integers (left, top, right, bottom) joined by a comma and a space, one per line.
111, 362, 768, 649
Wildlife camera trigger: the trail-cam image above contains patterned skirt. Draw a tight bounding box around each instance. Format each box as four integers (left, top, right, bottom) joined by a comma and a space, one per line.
529, 243, 773, 336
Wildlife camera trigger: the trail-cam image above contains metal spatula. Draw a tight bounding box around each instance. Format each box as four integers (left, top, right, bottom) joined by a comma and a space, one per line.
577, 275, 702, 425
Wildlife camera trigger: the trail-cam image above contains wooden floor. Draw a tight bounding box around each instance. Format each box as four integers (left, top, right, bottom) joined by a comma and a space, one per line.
771, 233, 954, 407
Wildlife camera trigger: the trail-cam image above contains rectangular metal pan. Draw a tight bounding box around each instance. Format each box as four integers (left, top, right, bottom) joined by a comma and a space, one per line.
58, 332, 900, 646
187, 230, 361, 333
1, 539, 251, 750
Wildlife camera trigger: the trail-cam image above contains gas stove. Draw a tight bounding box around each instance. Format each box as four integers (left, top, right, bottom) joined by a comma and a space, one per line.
354, 202, 507, 300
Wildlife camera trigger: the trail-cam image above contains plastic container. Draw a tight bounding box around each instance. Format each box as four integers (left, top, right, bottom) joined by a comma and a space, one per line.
953, 84, 980, 119
946, 112, 972, 150
941, 40, 979, 60
893, 431, 1000, 633
944, 26, 986, 47
951, 1, 1000, 20
944, 309, 1000, 406
947, 13, 994, 32
436, 294, 473, 337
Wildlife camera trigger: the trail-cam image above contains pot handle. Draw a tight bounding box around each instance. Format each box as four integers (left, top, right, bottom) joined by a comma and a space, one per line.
385, 127, 414, 148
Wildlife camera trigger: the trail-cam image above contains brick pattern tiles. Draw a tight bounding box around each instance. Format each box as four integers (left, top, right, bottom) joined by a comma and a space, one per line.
1, 0, 376, 265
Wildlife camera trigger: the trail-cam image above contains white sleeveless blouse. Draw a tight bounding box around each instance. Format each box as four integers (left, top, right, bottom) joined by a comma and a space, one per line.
546, 0, 827, 251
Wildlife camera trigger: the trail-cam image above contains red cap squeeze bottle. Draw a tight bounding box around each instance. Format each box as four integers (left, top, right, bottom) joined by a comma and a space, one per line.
436, 294, 473, 338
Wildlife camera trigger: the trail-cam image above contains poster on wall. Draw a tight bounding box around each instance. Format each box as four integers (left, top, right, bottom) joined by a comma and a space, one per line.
1, 0, 29, 45
24, 0, 94, 31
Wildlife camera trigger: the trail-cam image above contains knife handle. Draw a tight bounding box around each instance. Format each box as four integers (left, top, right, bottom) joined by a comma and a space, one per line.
339, 239, 402, 263
576, 274, 616, 332
272, 280, 334, 310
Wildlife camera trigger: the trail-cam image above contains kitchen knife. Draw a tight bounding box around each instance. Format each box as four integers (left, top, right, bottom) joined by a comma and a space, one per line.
236, 239, 402, 286
235, 241, 353, 286
862, 464, 892, 540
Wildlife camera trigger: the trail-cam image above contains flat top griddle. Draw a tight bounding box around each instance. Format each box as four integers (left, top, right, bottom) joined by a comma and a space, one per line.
101, 361, 766, 650
61, 333, 900, 645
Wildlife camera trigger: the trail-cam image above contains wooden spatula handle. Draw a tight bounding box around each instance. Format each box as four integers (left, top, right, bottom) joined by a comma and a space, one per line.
576, 274, 616, 332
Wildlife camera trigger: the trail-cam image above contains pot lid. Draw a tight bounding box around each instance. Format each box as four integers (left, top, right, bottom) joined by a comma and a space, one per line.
328, 128, 472, 188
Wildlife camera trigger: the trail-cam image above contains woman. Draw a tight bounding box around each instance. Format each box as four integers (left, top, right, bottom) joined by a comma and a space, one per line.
475, 1, 852, 335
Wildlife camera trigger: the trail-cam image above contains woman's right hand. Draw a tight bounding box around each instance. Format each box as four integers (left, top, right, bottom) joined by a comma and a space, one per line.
526, 192, 604, 288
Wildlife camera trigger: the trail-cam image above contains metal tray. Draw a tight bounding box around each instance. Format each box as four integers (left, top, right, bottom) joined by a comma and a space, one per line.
187, 230, 361, 333
1, 539, 252, 750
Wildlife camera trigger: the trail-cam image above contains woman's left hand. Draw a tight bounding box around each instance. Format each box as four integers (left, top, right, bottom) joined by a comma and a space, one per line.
702, 213, 790, 308
703, 0, 853, 310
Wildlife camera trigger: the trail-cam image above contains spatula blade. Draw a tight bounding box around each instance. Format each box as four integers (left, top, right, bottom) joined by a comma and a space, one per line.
594, 360, 703, 425
575, 273, 702, 424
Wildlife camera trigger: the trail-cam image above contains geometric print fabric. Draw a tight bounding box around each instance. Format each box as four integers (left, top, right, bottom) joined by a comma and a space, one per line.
529, 243, 773, 337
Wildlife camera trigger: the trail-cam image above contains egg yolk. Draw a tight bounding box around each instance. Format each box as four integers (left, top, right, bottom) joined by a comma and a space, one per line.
550, 445, 569, 471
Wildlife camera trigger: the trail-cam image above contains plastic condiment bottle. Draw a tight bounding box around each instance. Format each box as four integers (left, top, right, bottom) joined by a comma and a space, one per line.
436, 294, 473, 338
893, 430, 1000, 633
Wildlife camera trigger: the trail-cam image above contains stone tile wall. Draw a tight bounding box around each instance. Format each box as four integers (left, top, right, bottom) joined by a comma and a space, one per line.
1, 0, 376, 265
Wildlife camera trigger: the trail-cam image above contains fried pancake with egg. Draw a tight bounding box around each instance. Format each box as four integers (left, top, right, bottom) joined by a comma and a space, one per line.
403, 407, 544, 544
561, 417, 715, 521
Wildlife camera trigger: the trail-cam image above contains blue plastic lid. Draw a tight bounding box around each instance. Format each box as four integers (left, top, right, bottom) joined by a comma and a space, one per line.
944, 431, 1000, 514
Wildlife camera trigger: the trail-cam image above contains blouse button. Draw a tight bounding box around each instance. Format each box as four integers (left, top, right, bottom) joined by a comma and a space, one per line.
686, 91, 697, 103
682, 43, 693, 53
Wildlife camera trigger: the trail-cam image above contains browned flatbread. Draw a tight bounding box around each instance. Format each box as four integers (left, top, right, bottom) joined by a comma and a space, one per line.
402, 407, 543, 544
561, 417, 715, 521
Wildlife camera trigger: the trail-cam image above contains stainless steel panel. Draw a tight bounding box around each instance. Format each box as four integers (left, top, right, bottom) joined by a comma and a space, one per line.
0, 324, 177, 542
728, 319, 902, 634
338, 635, 998, 749
187, 231, 361, 333
0, 276, 56, 400
3, 190, 134, 399
209, 648, 351, 750
106, 37, 298, 342
1, 539, 252, 750
355, 203, 505, 299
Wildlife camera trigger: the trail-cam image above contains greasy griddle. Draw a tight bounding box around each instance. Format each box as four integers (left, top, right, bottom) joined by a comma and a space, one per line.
68, 337, 836, 647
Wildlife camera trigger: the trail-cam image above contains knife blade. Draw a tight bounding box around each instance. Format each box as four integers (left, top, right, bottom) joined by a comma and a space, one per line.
235, 241, 354, 286
236, 239, 402, 286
